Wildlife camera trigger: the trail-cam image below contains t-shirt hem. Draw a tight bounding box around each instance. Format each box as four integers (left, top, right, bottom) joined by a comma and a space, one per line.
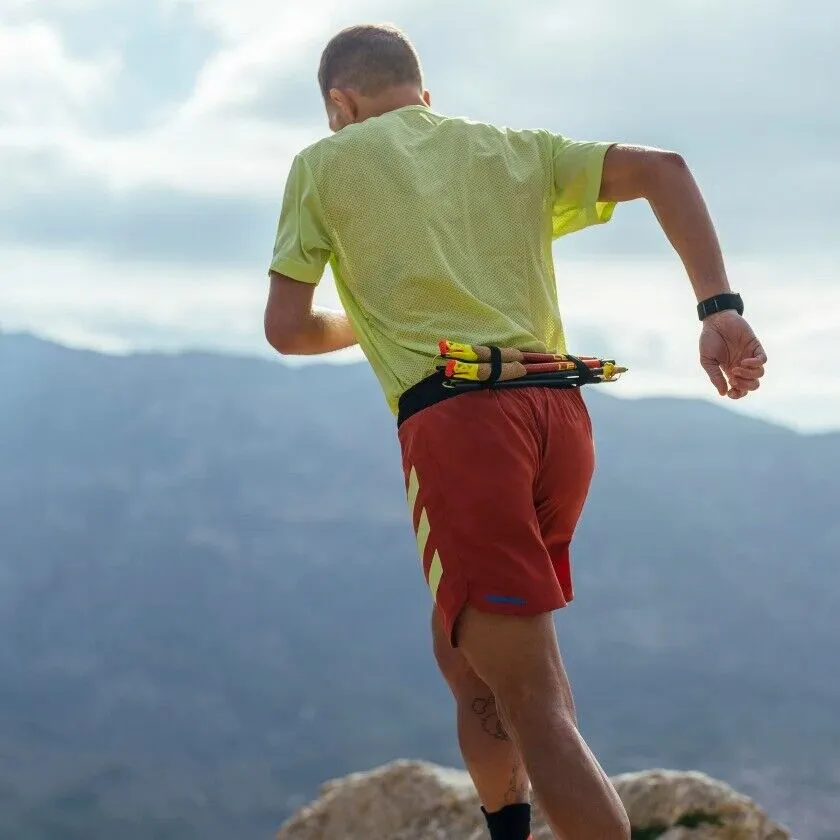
269, 258, 322, 285
583, 142, 617, 226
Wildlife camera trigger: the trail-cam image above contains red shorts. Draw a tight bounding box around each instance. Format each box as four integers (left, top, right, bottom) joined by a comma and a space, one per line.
398, 385, 595, 646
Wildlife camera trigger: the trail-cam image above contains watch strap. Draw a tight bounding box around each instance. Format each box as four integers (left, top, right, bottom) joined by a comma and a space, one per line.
697, 292, 744, 321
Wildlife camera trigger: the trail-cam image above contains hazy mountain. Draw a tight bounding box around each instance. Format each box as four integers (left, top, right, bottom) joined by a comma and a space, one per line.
1, 332, 838, 840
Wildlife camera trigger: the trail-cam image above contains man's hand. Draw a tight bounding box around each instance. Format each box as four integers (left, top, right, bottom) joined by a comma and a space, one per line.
699, 311, 767, 399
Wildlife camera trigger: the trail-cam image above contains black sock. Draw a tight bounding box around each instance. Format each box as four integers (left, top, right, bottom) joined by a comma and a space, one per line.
481, 803, 531, 840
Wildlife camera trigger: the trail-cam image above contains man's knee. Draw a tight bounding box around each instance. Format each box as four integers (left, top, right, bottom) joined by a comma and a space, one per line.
612, 807, 632, 840
566, 804, 631, 840
593, 803, 632, 840
494, 672, 574, 724
456, 608, 577, 711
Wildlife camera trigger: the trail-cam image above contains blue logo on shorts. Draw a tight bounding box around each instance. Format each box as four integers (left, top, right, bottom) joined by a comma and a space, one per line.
484, 594, 527, 606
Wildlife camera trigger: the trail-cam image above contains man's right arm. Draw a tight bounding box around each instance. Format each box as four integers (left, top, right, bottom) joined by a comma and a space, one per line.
596, 144, 767, 398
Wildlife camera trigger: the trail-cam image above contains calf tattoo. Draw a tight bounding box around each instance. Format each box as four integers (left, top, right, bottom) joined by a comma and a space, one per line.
471, 694, 510, 741
505, 761, 530, 804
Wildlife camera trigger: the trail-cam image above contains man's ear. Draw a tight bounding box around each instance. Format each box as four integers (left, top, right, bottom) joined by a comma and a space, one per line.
329, 88, 358, 123
422, 89, 431, 106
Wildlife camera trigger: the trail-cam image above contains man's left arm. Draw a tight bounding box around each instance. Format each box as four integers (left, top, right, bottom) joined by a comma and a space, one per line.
264, 154, 358, 356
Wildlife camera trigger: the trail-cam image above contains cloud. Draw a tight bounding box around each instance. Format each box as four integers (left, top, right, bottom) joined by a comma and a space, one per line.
0, 20, 117, 125
0, 174, 278, 265
1, 0, 838, 265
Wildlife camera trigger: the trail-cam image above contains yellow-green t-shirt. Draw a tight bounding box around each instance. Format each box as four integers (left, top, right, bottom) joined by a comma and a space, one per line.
270, 104, 615, 415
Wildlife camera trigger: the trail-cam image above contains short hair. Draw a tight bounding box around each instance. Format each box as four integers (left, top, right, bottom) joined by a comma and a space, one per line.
317, 24, 423, 100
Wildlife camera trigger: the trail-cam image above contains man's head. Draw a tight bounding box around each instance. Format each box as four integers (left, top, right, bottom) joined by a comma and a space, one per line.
318, 24, 430, 132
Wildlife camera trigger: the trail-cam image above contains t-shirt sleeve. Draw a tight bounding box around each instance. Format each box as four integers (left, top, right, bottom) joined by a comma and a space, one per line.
269, 154, 332, 284
549, 134, 616, 240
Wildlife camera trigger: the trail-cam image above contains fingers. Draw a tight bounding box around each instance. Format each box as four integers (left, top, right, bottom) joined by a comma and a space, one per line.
734, 356, 765, 368
725, 366, 763, 399
732, 353, 767, 378
732, 363, 765, 379
701, 361, 728, 397
729, 346, 768, 396
751, 344, 768, 365
728, 380, 759, 397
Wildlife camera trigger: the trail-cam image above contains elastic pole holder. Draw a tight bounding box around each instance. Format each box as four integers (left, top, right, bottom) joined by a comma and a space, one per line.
486, 346, 503, 384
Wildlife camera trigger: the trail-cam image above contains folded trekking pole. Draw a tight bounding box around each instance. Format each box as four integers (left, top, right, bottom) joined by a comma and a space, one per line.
437, 340, 627, 391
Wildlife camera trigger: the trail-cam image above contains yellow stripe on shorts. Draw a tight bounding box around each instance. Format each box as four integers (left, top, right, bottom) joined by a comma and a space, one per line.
428, 551, 443, 600
407, 465, 420, 516
405, 463, 444, 601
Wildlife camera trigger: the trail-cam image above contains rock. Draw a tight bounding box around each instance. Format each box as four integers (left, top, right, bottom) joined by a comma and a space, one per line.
277, 760, 791, 840
610, 769, 790, 840
277, 760, 483, 840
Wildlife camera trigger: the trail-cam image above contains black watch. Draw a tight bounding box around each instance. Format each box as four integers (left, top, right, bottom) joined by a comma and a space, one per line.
697, 292, 744, 321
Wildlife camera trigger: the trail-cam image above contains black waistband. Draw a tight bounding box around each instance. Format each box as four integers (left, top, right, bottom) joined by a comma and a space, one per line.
397, 371, 460, 428
396, 368, 586, 428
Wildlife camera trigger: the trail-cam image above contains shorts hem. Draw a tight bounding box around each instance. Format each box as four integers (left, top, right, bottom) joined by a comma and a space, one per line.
442, 589, 574, 648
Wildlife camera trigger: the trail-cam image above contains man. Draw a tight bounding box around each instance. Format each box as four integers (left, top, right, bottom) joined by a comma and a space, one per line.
265, 23, 766, 840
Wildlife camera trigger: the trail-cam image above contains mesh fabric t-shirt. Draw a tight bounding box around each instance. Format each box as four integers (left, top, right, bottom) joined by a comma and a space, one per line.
270, 104, 616, 415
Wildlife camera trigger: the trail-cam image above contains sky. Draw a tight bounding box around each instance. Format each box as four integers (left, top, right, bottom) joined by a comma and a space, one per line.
1, 0, 838, 431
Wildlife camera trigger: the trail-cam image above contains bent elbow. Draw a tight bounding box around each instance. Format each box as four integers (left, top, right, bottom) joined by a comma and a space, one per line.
601, 145, 689, 203
658, 149, 686, 166
651, 149, 689, 178
642, 149, 691, 197
264, 314, 300, 356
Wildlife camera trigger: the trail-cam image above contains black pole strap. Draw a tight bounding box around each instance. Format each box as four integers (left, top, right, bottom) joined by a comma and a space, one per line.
486, 345, 503, 384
